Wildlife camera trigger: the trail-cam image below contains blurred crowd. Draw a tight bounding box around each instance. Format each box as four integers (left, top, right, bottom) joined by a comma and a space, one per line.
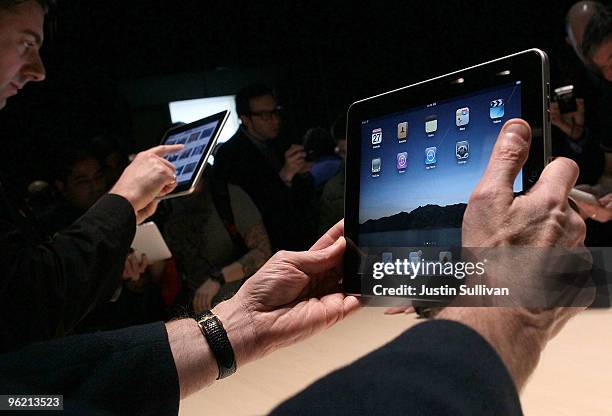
8, 1, 612, 337
17, 84, 349, 333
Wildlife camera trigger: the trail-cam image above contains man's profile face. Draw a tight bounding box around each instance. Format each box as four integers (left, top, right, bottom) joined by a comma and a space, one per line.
242, 95, 281, 141
0, 1, 46, 110
591, 38, 612, 82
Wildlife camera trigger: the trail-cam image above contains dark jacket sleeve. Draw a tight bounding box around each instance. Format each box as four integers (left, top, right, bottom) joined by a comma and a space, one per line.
0, 193, 136, 352
0, 321, 180, 416
272, 320, 523, 416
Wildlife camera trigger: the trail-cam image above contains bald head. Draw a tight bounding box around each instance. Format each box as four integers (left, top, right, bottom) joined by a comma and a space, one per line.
566, 1, 604, 59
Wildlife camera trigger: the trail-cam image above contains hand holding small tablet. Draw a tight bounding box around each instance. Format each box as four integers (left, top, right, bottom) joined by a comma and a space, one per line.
158, 110, 230, 200
109, 144, 184, 223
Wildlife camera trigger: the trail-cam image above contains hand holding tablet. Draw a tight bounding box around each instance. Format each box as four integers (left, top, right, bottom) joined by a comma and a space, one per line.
570, 188, 612, 223
343, 49, 552, 295
158, 110, 230, 200
109, 144, 184, 223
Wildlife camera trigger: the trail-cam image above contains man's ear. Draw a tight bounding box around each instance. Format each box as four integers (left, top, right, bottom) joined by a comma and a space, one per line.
240, 115, 251, 129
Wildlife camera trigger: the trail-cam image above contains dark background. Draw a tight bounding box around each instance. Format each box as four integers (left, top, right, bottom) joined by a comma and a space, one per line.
0, 0, 584, 187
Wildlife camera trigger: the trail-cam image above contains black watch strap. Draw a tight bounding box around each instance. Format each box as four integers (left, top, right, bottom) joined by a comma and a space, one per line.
193, 310, 236, 379
209, 267, 226, 285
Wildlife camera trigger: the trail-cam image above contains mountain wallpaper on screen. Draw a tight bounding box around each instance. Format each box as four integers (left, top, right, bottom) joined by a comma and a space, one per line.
359, 203, 467, 233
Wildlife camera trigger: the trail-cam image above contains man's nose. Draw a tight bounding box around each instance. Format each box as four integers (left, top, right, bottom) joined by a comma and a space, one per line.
23, 52, 46, 83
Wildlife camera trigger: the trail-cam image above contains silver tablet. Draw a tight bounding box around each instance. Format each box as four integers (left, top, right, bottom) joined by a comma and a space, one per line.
159, 110, 230, 200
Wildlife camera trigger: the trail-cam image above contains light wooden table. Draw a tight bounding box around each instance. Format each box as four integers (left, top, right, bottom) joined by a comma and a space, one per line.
180, 308, 612, 416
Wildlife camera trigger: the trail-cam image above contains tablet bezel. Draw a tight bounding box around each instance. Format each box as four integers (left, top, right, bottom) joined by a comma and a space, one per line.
159, 110, 230, 200
343, 48, 551, 295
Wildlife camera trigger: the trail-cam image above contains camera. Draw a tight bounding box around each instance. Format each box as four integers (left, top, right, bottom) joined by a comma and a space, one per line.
554, 85, 578, 114
304, 148, 319, 162
302, 127, 336, 162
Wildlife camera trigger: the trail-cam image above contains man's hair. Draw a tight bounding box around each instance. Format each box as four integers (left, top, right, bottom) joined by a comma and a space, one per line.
0, 0, 51, 13
565, 1, 602, 27
581, 5, 612, 60
235, 84, 274, 118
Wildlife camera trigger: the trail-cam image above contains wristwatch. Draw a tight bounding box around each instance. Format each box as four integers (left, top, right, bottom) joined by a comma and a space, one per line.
193, 310, 236, 379
209, 267, 225, 285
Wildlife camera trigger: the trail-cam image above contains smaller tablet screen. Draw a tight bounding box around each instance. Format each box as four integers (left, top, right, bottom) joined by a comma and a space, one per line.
163, 119, 222, 185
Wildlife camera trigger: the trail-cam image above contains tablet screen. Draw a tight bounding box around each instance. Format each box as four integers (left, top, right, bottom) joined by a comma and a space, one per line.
358, 81, 522, 248
164, 119, 222, 185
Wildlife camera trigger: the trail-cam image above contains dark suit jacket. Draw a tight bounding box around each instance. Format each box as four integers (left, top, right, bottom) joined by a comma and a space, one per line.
0, 173, 136, 353
0, 322, 179, 415
213, 129, 318, 251
0, 320, 521, 415
273, 320, 523, 415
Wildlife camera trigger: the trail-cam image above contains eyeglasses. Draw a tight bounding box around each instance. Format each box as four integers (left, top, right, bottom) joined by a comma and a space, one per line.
248, 106, 282, 121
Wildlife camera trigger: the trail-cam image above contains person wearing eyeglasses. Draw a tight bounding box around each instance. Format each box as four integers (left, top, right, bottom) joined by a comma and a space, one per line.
213, 84, 318, 251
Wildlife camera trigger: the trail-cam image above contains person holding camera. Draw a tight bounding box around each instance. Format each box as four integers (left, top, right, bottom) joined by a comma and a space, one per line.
574, 4, 612, 223
213, 85, 319, 251
552, 2, 612, 228
302, 126, 342, 193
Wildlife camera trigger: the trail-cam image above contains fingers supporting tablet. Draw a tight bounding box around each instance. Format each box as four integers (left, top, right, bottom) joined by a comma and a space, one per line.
310, 220, 344, 251
158, 179, 179, 198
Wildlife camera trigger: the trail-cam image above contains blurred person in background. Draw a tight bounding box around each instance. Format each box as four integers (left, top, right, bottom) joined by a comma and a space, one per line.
319, 114, 347, 234
165, 168, 271, 312
302, 126, 342, 193
551, 2, 612, 234
91, 133, 131, 188
213, 84, 318, 251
